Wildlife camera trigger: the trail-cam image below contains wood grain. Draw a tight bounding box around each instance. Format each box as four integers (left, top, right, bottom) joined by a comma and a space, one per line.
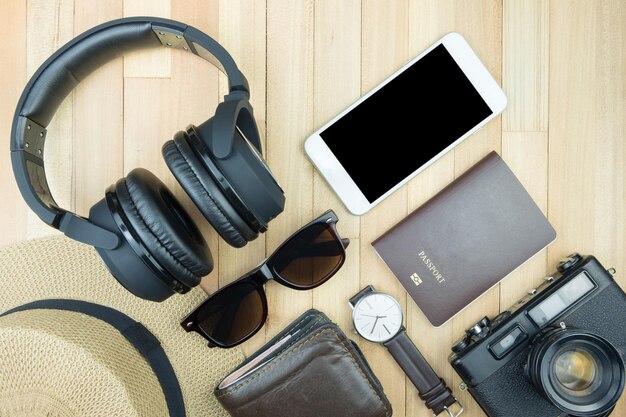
549, 2, 625, 414
173, 0, 221, 293
73, 0, 123, 217
312, 0, 361, 238
0, 0, 27, 246
1, 1, 625, 416
218, 0, 268, 355
26, 0, 74, 241
123, 0, 171, 78
265, 0, 315, 338
360, 1, 410, 414
311, 0, 362, 338
501, 132, 549, 308
500, 0, 550, 339
503, 0, 549, 131
407, 2, 504, 415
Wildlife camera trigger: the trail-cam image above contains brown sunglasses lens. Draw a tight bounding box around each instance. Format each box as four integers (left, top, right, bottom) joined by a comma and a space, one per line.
272, 223, 345, 288
196, 281, 265, 347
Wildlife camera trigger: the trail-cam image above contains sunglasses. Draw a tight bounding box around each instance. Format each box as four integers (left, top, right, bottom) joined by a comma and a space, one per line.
182, 210, 349, 348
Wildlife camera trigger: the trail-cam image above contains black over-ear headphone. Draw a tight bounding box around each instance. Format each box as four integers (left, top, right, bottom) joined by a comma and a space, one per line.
10, 17, 285, 302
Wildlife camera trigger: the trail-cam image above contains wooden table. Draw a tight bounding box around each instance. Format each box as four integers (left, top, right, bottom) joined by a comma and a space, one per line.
1, 1, 624, 416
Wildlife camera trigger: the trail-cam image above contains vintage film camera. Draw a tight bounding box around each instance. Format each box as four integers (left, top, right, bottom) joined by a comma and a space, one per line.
450, 254, 626, 417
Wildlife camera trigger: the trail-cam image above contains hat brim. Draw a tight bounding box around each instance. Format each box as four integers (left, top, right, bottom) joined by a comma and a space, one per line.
0, 236, 244, 417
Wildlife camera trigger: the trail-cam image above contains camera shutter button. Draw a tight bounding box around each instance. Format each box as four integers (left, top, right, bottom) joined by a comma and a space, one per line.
452, 336, 469, 353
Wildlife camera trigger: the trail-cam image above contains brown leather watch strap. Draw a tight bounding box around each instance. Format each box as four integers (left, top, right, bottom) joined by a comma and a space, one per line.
383, 330, 461, 416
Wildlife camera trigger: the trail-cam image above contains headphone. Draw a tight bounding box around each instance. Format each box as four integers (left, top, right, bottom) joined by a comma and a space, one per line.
10, 17, 285, 302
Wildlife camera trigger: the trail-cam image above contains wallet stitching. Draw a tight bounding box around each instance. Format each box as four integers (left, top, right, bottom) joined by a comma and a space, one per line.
216, 327, 391, 417
331, 330, 391, 417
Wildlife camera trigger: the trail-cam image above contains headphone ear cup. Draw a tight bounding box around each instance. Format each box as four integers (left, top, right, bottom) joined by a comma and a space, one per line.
114, 168, 214, 285
89, 196, 180, 302
162, 132, 258, 248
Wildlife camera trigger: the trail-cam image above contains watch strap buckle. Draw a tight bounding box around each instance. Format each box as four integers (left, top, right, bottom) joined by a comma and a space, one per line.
435, 399, 463, 417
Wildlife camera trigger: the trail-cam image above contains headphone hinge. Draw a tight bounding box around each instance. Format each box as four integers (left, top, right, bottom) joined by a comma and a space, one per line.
58, 213, 121, 250
152, 25, 191, 52
18, 117, 47, 156
224, 90, 250, 102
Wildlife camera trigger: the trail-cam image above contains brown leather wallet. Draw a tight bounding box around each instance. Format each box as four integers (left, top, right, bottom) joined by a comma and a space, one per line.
214, 309, 392, 417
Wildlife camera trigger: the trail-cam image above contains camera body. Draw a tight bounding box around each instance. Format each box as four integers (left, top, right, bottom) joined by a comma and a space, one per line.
449, 254, 626, 417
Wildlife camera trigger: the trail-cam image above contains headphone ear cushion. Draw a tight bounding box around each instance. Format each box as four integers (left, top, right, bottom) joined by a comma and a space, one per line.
115, 168, 213, 287
162, 135, 257, 248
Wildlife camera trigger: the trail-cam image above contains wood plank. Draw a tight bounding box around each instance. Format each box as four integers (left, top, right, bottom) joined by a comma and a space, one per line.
0, 2, 625, 416
144, 0, 219, 293
123, 0, 171, 78
218, 0, 268, 356
265, 0, 315, 339
449, 0, 503, 411
548, 0, 625, 271
310, 0, 361, 361
406, 4, 458, 415
408, 1, 503, 415
503, 0, 549, 132
311, 0, 361, 239
501, 0, 551, 319
26, 0, 74, 239
171, 0, 220, 294
73, 1, 123, 220
501, 132, 549, 308
549, 3, 625, 414
405, 153, 455, 417
0, 0, 27, 247
360, 1, 410, 415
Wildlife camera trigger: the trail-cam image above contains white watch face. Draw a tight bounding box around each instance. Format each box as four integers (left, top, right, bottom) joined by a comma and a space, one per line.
353, 293, 403, 343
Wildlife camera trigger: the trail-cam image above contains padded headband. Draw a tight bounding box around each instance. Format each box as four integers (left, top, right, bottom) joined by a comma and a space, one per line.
10, 17, 250, 249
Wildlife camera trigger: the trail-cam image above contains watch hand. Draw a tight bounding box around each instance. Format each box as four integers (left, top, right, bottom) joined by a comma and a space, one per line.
361, 314, 387, 318
370, 316, 379, 334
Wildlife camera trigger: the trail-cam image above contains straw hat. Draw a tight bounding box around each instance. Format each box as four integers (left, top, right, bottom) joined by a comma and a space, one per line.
0, 236, 244, 417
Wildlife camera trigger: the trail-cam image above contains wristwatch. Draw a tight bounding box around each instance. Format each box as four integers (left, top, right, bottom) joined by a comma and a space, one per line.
349, 285, 463, 417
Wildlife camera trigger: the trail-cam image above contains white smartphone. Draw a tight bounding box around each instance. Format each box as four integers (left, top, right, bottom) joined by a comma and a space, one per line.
305, 33, 507, 215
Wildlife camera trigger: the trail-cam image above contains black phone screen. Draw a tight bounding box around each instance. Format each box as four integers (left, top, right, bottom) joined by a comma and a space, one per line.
319, 44, 493, 202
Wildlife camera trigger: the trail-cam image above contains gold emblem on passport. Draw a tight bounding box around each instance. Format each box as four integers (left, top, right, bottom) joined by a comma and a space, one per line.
410, 273, 423, 286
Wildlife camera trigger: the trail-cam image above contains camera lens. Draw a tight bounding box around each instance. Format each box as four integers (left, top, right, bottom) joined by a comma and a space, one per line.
528, 328, 625, 416
554, 348, 598, 393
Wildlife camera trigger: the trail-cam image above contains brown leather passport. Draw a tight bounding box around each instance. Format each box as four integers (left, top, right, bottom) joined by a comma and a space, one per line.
372, 151, 556, 327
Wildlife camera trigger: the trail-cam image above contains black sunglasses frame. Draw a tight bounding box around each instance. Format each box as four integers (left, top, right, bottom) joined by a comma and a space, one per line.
181, 210, 349, 348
